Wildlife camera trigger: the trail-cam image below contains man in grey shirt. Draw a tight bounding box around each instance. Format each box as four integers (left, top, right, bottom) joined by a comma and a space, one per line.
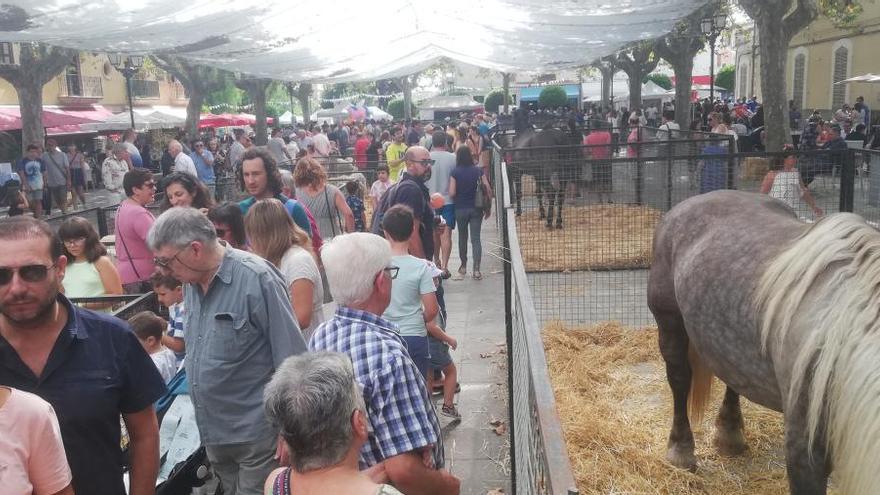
147, 207, 306, 495
426, 130, 456, 277
228, 128, 249, 172
268, 128, 293, 168
41, 138, 70, 215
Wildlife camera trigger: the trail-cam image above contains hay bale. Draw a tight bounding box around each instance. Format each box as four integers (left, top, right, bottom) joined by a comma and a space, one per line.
542, 321, 829, 494
516, 205, 661, 272
741, 157, 770, 181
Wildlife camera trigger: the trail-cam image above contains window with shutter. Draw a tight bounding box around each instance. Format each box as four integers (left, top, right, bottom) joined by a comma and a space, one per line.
793, 54, 806, 110
831, 46, 849, 109
0, 43, 14, 65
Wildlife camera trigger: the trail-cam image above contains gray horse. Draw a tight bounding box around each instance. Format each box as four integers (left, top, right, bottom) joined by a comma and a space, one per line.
649, 190, 880, 494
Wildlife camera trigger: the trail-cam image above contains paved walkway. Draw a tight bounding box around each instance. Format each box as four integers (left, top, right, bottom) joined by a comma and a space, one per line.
439, 217, 511, 494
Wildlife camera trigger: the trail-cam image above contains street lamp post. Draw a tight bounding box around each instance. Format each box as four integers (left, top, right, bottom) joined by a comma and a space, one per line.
701, 12, 728, 107
107, 53, 145, 129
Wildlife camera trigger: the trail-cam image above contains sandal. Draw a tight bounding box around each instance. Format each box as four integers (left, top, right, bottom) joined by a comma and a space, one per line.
441, 269, 451, 280
473, 271, 482, 280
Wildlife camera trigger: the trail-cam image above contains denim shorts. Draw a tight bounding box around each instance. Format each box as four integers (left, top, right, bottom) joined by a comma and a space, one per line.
402, 335, 431, 381
438, 204, 455, 230
429, 335, 453, 370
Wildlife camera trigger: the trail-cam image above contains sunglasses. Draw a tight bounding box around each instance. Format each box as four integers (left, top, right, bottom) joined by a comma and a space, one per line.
383, 266, 399, 280
215, 228, 227, 237
412, 159, 435, 167
0, 263, 57, 285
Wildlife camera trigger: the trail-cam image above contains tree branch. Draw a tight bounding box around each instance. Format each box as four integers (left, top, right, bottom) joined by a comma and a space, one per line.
783, 0, 818, 39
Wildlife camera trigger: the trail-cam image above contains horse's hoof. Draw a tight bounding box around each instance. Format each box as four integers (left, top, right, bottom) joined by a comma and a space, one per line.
545, 223, 554, 230
713, 429, 748, 457
666, 444, 697, 472
515, 210, 522, 217
555, 222, 563, 229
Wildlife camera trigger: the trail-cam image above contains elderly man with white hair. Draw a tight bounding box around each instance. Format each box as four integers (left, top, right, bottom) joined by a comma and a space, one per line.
147, 207, 307, 495
168, 140, 198, 178
309, 233, 460, 495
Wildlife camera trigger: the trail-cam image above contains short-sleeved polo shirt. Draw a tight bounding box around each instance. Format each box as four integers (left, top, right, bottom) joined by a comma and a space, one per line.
0, 295, 167, 495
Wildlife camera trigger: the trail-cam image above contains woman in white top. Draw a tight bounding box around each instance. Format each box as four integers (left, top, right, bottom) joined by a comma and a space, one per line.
245, 198, 325, 339
760, 148, 823, 220
59, 216, 123, 311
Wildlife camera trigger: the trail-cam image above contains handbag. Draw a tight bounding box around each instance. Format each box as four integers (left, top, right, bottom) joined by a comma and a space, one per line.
474, 173, 487, 209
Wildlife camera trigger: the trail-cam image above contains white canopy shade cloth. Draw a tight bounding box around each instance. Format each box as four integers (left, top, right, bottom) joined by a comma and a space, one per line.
278, 111, 304, 124
835, 74, 880, 84
0, 0, 709, 83
81, 111, 181, 131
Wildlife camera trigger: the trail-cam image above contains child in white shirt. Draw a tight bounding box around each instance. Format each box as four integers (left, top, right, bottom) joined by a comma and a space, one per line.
129, 311, 178, 384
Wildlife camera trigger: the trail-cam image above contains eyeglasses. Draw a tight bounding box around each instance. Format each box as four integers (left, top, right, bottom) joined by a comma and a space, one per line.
0, 263, 57, 286
411, 159, 435, 167
383, 266, 399, 280
153, 245, 189, 269
142, 181, 156, 189
215, 228, 227, 237
63, 237, 86, 245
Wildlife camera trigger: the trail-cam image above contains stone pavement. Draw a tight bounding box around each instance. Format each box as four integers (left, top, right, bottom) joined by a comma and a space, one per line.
439, 217, 511, 494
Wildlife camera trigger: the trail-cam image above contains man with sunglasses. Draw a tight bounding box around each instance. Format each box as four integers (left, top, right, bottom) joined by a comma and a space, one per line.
387, 146, 436, 263
147, 207, 307, 495
0, 216, 166, 495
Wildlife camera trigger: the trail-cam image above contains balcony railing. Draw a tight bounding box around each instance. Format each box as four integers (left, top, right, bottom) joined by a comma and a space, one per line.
131, 79, 160, 99
59, 74, 103, 99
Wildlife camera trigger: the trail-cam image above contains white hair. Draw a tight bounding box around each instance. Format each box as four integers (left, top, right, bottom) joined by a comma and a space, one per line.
320, 233, 390, 306
168, 140, 182, 153
279, 169, 295, 192
263, 352, 365, 473
147, 206, 217, 251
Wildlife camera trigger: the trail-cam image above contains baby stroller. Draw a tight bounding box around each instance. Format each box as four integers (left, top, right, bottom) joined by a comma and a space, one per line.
124, 368, 216, 494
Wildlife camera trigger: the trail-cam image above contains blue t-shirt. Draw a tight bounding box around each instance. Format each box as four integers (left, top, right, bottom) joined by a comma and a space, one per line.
17, 157, 45, 190
451, 165, 484, 210
383, 254, 436, 337
0, 295, 167, 495
239, 193, 312, 236
191, 150, 216, 184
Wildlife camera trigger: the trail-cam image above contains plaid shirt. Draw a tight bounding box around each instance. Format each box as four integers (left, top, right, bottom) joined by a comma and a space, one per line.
309, 306, 445, 469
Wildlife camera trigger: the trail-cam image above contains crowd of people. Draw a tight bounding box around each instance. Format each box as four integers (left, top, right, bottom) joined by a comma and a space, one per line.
0, 110, 506, 495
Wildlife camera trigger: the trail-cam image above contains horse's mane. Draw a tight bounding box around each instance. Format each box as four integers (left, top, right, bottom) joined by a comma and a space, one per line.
756, 213, 880, 493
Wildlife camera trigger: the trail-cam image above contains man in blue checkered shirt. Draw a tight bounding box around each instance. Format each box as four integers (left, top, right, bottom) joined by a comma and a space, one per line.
310, 232, 460, 494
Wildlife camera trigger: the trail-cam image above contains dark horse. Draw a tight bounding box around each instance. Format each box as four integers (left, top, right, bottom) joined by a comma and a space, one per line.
649, 190, 880, 494
501, 123, 581, 229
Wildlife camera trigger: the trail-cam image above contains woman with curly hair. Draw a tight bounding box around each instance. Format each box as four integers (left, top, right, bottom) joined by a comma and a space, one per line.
159, 172, 215, 213
59, 216, 123, 310
293, 156, 354, 241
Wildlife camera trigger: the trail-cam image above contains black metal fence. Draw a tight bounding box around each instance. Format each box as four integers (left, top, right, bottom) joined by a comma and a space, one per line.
494, 145, 579, 495
497, 127, 880, 328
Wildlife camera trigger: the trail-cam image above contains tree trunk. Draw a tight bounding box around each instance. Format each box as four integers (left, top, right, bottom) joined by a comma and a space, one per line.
671, 57, 695, 130
756, 16, 791, 151
298, 83, 312, 125
600, 66, 613, 110
184, 89, 203, 140
15, 81, 44, 149
626, 75, 642, 112
252, 85, 269, 146
402, 77, 413, 120
502, 73, 511, 114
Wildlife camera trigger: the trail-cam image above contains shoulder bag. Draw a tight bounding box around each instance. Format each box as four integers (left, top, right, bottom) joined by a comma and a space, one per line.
323, 185, 344, 236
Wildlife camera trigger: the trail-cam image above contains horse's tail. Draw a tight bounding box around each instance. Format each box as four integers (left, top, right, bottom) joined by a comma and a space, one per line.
687, 341, 714, 425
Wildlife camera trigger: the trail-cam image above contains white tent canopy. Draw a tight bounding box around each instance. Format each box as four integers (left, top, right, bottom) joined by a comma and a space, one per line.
81, 112, 167, 131
278, 111, 303, 124
0, 1, 708, 83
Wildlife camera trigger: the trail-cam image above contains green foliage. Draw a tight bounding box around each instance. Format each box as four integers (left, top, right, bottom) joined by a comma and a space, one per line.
203, 78, 244, 111
538, 85, 568, 108
714, 64, 735, 90
819, 0, 864, 27
387, 99, 417, 119
484, 90, 512, 113
643, 73, 673, 90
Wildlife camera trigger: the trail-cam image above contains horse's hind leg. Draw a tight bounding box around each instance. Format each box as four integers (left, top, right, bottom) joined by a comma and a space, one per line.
554, 187, 564, 229
714, 386, 747, 456
545, 185, 556, 229
656, 311, 697, 471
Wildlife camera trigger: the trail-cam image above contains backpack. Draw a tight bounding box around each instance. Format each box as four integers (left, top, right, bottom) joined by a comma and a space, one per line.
370, 178, 418, 236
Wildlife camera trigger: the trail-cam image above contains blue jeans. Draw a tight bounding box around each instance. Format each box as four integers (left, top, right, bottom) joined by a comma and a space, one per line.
455, 207, 484, 270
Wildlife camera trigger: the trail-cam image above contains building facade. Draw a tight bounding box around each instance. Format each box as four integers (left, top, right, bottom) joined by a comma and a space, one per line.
735, 6, 880, 118
0, 44, 187, 114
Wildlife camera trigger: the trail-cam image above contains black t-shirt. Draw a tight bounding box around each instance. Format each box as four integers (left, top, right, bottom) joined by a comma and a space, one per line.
390, 173, 435, 261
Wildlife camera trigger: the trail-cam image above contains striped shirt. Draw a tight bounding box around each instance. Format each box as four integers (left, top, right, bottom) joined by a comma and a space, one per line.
309, 306, 444, 469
